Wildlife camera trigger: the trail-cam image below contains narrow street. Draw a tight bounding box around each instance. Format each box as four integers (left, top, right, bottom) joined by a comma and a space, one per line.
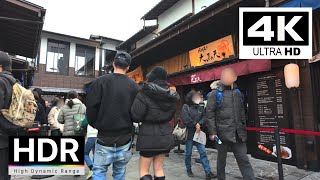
1, 0, 320, 179
12, 146, 320, 180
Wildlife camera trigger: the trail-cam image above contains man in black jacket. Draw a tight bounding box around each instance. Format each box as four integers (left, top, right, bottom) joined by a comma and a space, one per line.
0, 51, 14, 180
181, 91, 216, 179
87, 52, 140, 180
206, 68, 255, 180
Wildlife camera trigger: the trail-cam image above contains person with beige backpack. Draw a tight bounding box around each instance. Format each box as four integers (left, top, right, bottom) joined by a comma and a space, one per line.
0, 51, 37, 180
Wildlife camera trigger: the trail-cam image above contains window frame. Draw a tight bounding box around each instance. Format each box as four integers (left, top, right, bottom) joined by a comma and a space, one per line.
45, 39, 70, 75
74, 44, 96, 77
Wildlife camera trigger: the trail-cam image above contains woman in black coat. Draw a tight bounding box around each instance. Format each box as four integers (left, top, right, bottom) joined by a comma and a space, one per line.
131, 66, 180, 180
32, 91, 47, 136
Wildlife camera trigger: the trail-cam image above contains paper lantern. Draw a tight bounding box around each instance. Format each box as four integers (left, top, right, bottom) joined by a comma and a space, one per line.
284, 63, 300, 88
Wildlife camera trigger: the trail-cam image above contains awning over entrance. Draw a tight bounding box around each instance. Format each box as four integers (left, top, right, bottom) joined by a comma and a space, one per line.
279, 0, 320, 10
29, 86, 85, 94
0, 0, 46, 58
167, 59, 271, 86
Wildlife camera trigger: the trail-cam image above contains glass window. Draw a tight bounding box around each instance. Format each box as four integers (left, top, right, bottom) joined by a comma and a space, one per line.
46, 40, 70, 75
75, 45, 95, 76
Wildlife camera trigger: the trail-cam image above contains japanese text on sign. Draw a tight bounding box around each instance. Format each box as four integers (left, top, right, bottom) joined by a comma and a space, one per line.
189, 35, 235, 67
127, 66, 144, 83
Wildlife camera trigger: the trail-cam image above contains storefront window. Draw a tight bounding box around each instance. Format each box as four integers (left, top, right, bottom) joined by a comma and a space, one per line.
46, 40, 70, 75
75, 45, 95, 76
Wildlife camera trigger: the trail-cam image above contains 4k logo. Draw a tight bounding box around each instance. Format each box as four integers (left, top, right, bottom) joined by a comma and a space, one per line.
239, 8, 312, 59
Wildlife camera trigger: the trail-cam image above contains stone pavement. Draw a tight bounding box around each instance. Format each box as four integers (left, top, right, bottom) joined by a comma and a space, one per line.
12, 146, 320, 180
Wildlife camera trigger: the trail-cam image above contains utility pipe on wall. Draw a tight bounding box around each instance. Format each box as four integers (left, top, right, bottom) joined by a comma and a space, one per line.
265, 0, 270, 7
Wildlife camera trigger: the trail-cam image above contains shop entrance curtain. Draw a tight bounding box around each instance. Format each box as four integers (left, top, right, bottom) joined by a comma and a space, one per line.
167, 59, 271, 86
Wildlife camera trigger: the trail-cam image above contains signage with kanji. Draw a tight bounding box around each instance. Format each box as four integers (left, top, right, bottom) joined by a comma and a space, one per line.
189, 35, 235, 67
127, 66, 144, 83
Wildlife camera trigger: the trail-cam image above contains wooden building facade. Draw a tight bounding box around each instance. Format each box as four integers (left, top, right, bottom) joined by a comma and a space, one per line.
119, 0, 320, 171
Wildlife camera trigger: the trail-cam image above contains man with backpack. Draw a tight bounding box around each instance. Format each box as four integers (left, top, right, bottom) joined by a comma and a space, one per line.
0, 51, 14, 180
206, 68, 255, 180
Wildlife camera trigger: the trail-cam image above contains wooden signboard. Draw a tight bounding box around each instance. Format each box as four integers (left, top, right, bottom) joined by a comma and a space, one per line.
127, 66, 143, 83
189, 35, 235, 67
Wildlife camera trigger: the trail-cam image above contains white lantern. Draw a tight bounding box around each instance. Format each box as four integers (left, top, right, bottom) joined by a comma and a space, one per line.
284, 63, 300, 88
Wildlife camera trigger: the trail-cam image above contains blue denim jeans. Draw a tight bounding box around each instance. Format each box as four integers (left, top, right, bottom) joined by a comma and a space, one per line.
185, 140, 211, 174
93, 141, 132, 180
85, 137, 97, 168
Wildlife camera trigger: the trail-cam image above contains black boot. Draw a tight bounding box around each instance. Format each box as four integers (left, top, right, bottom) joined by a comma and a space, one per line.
140, 174, 153, 180
187, 170, 195, 177
206, 172, 217, 180
31, 175, 54, 179
154, 176, 165, 180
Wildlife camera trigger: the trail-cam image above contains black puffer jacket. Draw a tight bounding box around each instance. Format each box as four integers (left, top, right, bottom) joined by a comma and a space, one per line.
180, 91, 206, 140
131, 80, 180, 151
206, 82, 247, 143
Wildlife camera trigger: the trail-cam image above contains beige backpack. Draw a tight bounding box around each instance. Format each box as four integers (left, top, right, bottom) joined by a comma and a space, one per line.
1, 83, 37, 128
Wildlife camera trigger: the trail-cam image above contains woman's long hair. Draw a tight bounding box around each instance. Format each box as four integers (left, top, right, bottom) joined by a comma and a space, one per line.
66, 91, 78, 108
32, 91, 40, 102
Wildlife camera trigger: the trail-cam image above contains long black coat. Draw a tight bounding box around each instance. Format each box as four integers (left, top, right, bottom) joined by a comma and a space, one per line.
0, 72, 15, 148
206, 82, 247, 143
35, 102, 47, 125
180, 91, 206, 140
131, 81, 180, 151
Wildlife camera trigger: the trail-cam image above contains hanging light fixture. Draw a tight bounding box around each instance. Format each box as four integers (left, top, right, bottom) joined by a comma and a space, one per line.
284, 63, 300, 88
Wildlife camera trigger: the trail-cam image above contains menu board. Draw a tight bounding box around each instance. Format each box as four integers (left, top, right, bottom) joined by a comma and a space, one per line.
254, 71, 292, 159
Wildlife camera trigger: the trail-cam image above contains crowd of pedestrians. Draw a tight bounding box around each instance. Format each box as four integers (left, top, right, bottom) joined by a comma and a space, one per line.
0, 50, 255, 180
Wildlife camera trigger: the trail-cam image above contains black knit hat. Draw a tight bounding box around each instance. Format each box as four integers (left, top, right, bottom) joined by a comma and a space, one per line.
147, 66, 168, 82
0, 51, 12, 72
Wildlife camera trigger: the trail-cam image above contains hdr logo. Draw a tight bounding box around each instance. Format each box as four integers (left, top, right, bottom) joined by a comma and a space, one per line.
8, 136, 85, 175
239, 8, 312, 59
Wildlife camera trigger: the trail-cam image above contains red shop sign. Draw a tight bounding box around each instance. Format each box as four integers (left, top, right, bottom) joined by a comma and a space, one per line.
167, 59, 271, 86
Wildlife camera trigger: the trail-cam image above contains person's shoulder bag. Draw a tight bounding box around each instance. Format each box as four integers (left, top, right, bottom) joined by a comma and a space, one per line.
73, 104, 88, 134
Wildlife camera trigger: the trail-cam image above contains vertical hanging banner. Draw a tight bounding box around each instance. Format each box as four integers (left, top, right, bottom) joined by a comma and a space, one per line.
127, 66, 144, 83
189, 35, 235, 67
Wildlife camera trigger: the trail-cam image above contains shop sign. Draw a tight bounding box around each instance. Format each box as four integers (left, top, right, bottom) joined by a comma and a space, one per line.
253, 71, 293, 162
190, 74, 202, 84
189, 35, 235, 67
127, 66, 143, 83
167, 59, 271, 86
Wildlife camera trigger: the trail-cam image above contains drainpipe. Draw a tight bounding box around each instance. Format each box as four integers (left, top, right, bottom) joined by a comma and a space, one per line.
99, 44, 103, 76
265, 0, 270, 7
192, 0, 195, 14
96, 38, 103, 76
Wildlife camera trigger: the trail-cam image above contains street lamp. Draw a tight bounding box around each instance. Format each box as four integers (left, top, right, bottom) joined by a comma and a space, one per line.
284, 62, 307, 169
272, 63, 302, 180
